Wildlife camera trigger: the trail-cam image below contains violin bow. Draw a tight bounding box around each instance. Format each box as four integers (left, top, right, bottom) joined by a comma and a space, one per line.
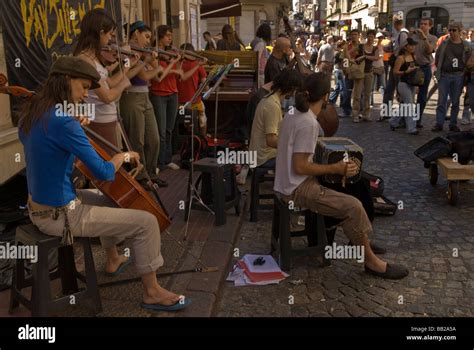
0, 73, 35, 98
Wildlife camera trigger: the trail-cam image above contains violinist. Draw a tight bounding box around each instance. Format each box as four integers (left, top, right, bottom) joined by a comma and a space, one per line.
176, 43, 208, 136
119, 21, 173, 188
150, 25, 184, 171
19, 56, 191, 311
73, 9, 143, 152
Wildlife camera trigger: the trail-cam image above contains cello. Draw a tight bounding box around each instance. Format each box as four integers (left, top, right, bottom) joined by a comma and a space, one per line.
0, 72, 171, 231
75, 126, 171, 231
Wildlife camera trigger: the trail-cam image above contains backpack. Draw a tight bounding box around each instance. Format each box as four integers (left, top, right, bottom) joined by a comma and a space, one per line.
389, 29, 410, 67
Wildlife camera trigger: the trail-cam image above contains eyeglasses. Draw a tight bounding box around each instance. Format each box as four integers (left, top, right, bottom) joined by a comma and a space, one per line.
448, 29, 458, 32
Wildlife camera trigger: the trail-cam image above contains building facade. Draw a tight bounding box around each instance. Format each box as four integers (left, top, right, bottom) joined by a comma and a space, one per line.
326, 0, 390, 37
392, 0, 474, 36
202, 0, 292, 48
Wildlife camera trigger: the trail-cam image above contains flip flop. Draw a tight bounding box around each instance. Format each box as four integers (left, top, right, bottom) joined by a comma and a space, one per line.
104, 258, 132, 277
141, 297, 192, 312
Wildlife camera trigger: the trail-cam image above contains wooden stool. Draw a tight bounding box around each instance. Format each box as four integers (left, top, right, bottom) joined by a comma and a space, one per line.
271, 193, 330, 272
185, 157, 240, 226
9, 224, 102, 317
249, 166, 275, 222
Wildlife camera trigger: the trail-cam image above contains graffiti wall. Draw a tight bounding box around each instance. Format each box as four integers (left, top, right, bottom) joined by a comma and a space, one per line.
0, 0, 122, 91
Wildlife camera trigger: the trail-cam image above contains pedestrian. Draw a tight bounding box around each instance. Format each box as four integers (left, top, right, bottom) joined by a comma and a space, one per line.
389, 38, 420, 135
371, 32, 385, 108
203, 31, 217, 51
361, 30, 379, 121
251, 23, 272, 88
383, 16, 410, 107
412, 18, 437, 128
432, 22, 473, 132
316, 35, 336, 74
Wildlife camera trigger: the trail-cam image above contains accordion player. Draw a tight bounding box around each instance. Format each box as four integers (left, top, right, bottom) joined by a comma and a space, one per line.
314, 137, 363, 184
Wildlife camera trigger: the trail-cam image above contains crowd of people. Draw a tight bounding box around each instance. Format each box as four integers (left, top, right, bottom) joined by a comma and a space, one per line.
205, 17, 474, 136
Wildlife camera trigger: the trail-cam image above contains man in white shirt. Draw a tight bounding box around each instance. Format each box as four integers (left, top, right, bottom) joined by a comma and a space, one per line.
274, 73, 409, 280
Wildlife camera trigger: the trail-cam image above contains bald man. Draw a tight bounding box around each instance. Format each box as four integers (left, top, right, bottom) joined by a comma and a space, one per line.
264, 37, 292, 83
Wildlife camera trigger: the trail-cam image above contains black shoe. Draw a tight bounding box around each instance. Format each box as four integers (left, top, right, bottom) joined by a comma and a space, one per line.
390, 126, 396, 131
348, 241, 386, 255
153, 177, 169, 188
365, 263, 409, 280
449, 125, 461, 132
408, 130, 419, 136
416, 124, 423, 129
431, 125, 443, 132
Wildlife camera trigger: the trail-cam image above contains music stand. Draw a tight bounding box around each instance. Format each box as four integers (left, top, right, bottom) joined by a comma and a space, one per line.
183, 64, 233, 239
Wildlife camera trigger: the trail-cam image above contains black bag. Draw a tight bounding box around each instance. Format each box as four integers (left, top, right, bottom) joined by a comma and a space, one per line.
446, 131, 474, 165
180, 135, 208, 170
361, 171, 385, 198
406, 67, 425, 86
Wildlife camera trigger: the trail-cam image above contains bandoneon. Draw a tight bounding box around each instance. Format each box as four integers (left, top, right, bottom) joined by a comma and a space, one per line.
314, 137, 363, 184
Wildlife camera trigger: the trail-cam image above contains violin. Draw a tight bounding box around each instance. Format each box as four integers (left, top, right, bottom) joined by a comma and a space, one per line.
129, 45, 179, 63
169, 47, 208, 63
101, 44, 138, 64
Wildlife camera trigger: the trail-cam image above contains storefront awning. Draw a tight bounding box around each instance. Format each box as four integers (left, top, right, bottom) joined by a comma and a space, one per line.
200, 0, 242, 19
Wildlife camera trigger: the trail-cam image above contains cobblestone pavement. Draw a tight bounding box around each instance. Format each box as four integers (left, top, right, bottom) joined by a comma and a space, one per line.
216, 89, 474, 317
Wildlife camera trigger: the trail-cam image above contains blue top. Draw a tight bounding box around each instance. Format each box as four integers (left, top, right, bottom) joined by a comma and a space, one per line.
19, 108, 116, 207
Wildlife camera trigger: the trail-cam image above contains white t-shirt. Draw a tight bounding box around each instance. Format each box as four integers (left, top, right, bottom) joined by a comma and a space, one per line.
274, 108, 320, 196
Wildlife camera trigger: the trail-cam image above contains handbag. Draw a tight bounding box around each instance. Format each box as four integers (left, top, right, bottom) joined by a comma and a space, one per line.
348, 60, 365, 80
406, 67, 425, 86
372, 66, 385, 75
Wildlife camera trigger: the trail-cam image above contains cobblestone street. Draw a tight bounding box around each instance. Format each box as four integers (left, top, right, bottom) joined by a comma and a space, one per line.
216, 89, 474, 317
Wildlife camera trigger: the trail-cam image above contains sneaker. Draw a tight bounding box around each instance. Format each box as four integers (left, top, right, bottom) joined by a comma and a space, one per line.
166, 162, 180, 170
352, 117, 360, 123
449, 125, 461, 132
152, 177, 169, 188
460, 120, 471, 125
362, 115, 373, 122
431, 125, 443, 132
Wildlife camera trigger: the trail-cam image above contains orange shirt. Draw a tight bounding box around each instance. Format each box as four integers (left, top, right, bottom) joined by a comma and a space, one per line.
150, 61, 178, 96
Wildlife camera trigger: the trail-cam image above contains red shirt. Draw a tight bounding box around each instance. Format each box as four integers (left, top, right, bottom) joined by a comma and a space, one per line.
151, 61, 178, 96
177, 60, 207, 103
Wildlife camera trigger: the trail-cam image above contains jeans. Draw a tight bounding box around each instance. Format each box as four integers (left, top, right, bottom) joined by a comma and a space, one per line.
435, 74, 465, 127
341, 76, 353, 116
329, 69, 344, 105
462, 81, 474, 122
150, 93, 179, 169
370, 71, 385, 106
389, 82, 417, 133
383, 64, 399, 104
416, 64, 432, 124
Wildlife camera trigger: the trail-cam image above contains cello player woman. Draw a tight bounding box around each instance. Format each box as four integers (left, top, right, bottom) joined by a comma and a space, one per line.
19, 56, 190, 312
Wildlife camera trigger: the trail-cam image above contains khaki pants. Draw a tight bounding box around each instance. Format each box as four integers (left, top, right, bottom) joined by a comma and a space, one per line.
28, 189, 164, 275
352, 78, 364, 119
120, 92, 160, 180
363, 72, 374, 118
283, 177, 372, 245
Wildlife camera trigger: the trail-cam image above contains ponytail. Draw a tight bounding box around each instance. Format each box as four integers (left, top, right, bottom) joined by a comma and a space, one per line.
294, 73, 331, 113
